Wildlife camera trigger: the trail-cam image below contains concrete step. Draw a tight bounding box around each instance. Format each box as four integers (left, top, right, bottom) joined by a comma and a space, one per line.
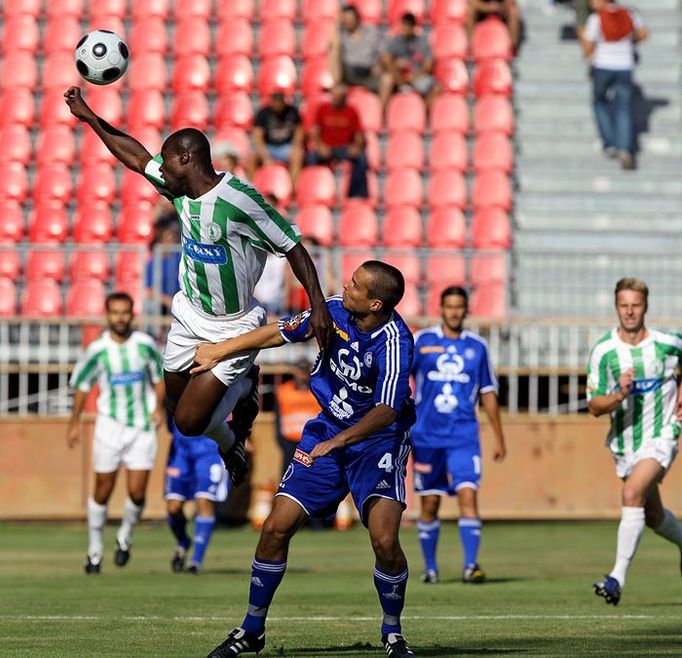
516, 171, 682, 195
516, 102, 682, 122
516, 114, 681, 137
518, 191, 682, 213
522, 29, 681, 47
515, 209, 682, 233
515, 230, 682, 250
523, 10, 682, 30
515, 80, 676, 99
518, 63, 681, 85
518, 135, 682, 159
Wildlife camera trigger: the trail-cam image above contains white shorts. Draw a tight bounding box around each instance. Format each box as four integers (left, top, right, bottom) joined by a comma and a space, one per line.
164, 292, 267, 386
93, 414, 158, 473
614, 439, 678, 480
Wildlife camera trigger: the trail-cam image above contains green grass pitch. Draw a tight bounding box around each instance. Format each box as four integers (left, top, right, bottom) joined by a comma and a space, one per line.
1, 521, 681, 656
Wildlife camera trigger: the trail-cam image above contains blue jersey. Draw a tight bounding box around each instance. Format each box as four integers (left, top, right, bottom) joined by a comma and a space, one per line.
278, 296, 415, 443
411, 327, 497, 448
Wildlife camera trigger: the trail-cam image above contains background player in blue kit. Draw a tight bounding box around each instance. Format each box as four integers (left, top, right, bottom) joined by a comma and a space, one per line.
412, 286, 506, 584
191, 261, 416, 658
165, 419, 229, 574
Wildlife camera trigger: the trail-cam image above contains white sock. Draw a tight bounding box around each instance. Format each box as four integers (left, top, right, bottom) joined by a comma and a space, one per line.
204, 377, 250, 451
117, 498, 144, 548
654, 509, 682, 548
609, 506, 645, 587
87, 498, 107, 560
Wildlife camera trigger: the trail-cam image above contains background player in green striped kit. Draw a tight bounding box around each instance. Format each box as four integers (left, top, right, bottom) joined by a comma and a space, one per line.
587, 278, 682, 605
65, 87, 332, 486
67, 292, 165, 573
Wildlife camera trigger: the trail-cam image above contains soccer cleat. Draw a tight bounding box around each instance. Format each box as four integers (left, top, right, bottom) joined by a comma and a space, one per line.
114, 539, 131, 567
171, 545, 189, 573
462, 563, 486, 583
420, 569, 439, 584
382, 632, 415, 657
84, 554, 102, 575
206, 627, 265, 657
186, 563, 201, 575
594, 575, 621, 606
219, 442, 248, 487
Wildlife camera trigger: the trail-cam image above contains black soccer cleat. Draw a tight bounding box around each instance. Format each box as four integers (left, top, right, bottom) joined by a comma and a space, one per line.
594, 575, 621, 606
219, 442, 249, 487
206, 627, 265, 657
84, 554, 102, 575
462, 563, 486, 584
171, 545, 189, 573
186, 563, 201, 575
382, 632, 415, 657
114, 539, 131, 567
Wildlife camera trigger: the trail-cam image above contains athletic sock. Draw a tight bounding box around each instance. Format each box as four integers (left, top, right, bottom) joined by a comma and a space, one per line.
167, 511, 191, 550
417, 519, 440, 573
458, 517, 482, 568
87, 497, 107, 560
241, 558, 287, 635
373, 565, 408, 636
204, 378, 251, 452
654, 508, 682, 548
610, 506, 645, 587
205, 421, 236, 453
190, 516, 216, 566
117, 498, 144, 547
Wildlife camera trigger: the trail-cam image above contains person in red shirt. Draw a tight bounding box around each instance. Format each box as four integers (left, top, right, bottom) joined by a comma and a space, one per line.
306, 83, 369, 198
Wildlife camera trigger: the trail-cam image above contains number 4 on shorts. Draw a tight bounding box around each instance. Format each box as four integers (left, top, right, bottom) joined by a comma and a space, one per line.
378, 453, 393, 472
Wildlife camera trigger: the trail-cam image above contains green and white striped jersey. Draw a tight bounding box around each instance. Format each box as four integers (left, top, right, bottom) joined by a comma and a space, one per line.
587, 328, 682, 456
69, 331, 164, 431
144, 156, 301, 317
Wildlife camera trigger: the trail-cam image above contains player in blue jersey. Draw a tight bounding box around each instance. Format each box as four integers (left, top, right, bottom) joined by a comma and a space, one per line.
412, 286, 506, 584
165, 419, 229, 574
191, 261, 417, 658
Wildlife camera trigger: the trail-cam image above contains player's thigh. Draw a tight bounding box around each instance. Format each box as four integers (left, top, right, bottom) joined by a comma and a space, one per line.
121, 427, 157, 473
164, 370, 190, 416
173, 370, 228, 435
92, 415, 126, 475
447, 440, 482, 494
412, 446, 449, 496
623, 457, 666, 505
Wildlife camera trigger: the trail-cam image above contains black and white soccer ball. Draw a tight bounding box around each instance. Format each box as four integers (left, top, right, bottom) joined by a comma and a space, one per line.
74, 30, 129, 85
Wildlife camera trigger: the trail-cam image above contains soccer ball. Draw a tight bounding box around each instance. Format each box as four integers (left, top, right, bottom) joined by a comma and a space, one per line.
74, 30, 129, 85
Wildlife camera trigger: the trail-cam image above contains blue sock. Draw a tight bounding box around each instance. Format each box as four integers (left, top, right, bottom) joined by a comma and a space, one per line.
241, 558, 287, 635
190, 516, 215, 567
167, 513, 191, 550
373, 565, 408, 636
417, 519, 440, 573
458, 517, 482, 568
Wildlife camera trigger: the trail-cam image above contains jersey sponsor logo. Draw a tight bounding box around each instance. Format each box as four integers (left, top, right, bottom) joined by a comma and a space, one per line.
333, 322, 349, 342
293, 448, 313, 467
427, 353, 471, 384
109, 370, 146, 386
330, 387, 354, 420
183, 236, 228, 265
630, 377, 664, 394
434, 382, 458, 413
330, 349, 373, 393
419, 346, 445, 354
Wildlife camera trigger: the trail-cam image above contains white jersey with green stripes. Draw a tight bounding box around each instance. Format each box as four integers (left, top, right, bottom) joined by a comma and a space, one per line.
144, 156, 301, 317
69, 331, 163, 431
586, 328, 682, 457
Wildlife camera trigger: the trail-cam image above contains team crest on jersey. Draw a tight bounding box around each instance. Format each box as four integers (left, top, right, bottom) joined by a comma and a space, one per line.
205, 222, 222, 241
283, 314, 303, 331
464, 348, 476, 360
364, 352, 373, 367
293, 448, 313, 467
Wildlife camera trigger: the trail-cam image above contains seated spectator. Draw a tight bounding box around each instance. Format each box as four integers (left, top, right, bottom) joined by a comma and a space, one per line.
306, 83, 369, 199
330, 4, 383, 92
245, 92, 304, 185
145, 215, 181, 316
379, 13, 438, 111
213, 140, 246, 178
467, 0, 521, 51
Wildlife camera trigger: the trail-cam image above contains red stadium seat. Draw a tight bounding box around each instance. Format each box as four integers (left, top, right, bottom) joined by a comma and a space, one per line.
87, 15, 125, 39
355, 0, 382, 25
90, 0, 127, 18
172, 55, 211, 93
383, 251, 422, 284
259, 19, 296, 60
472, 17, 513, 62
0, 88, 35, 128
73, 203, 114, 243
216, 0, 254, 21
216, 20, 254, 58
429, 133, 468, 173
347, 88, 382, 135
128, 127, 163, 156
253, 164, 293, 207
1, 163, 28, 203
129, 17, 168, 55
428, 171, 467, 211
471, 209, 512, 250
431, 0, 467, 25
215, 91, 254, 131
128, 54, 168, 92
174, 17, 212, 57
470, 282, 506, 319
118, 204, 155, 243
2, 125, 31, 165
382, 207, 423, 248
42, 53, 81, 91
28, 203, 69, 243
387, 93, 426, 134
430, 94, 469, 135
435, 59, 469, 94
116, 250, 146, 283
0, 52, 38, 89
44, 17, 83, 55
388, 0, 425, 26
365, 132, 381, 171
474, 96, 514, 135
215, 55, 254, 94
39, 88, 76, 128
0, 278, 16, 317
472, 171, 512, 211
301, 0, 338, 23
1, 16, 40, 54
396, 283, 422, 317
342, 249, 378, 282
432, 24, 468, 61
70, 250, 111, 282
0, 201, 24, 242
338, 204, 378, 247
33, 165, 72, 205
131, 0, 169, 20
427, 208, 467, 249
301, 21, 334, 60
471, 253, 507, 285
296, 205, 334, 246
473, 60, 513, 97
4, 0, 42, 18
67, 279, 107, 317
426, 255, 466, 289
171, 93, 210, 131
295, 166, 336, 207
213, 128, 250, 162
121, 171, 159, 207
27, 250, 67, 282
384, 170, 424, 210
338, 170, 379, 208
21, 279, 63, 317
86, 87, 123, 126
301, 59, 333, 96
80, 130, 116, 166
77, 165, 116, 205
0, 250, 21, 279
127, 90, 166, 130
385, 133, 424, 171
472, 133, 513, 174
259, 0, 297, 22
175, 0, 212, 18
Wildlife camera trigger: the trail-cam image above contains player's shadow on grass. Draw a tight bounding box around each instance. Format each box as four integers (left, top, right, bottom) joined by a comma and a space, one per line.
288, 646, 526, 656
206, 566, 314, 576
439, 576, 533, 585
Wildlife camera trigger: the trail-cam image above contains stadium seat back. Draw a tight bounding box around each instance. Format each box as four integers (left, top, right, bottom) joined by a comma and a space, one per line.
172, 55, 211, 93
430, 94, 469, 135
471, 209, 512, 250
175, 0, 213, 18
470, 282, 506, 319
27, 250, 67, 282
28, 203, 69, 243
301, 21, 334, 60
5, 0, 42, 18
128, 54, 168, 92
472, 171, 512, 211
431, 0, 467, 25
118, 204, 155, 243
473, 59, 513, 97
46, 0, 84, 17
3, 162, 28, 204
80, 129, 117, 166
131, 0, 169, 20
386, 133, 424, 172
432, 24, 468, 61
0, 250, 21, 279
341, 250, 378, 282
396, 283, 422, 317
429, 133, 468, 173
44, 16, 82, 55
77, 165, 116, 205
0, 52, 39, 90
301, 59, 334, 96
339, 205, 379, 247
471, 253, 508, 285
383, 251, 422, 284
472, 17, 513, 62
86, 87, 123, 126
90, 0, 128, 18
217, 0, 255, 21
73, 203, 114, 243
213, 128, 250, 162
36, 127, 75, 166
474, 96, 514, 135
33, 164, 72, 205
70, 250, 111, 282
426, 255, 467, 288
388, 0, 425, 27
0, 200, 24, 242
1, 88, 35, 128
129, 17, 168, 55
473, 133, 513, 173
387, 93, 426, 134
42, 53, 80, 91
1, 16, 40, 54
216, 55, 255, 94
2, 125, 32, 165
127, 89, 166, 130
121, 170, 160, 207
347, 88, 383, 135
427, 208, 467, 249
216, 20, 254, 58
215, 91, 254, 131
434, 59, 469, 95
253, 164, 293, 207
258, 19, 296, 59
39, 88, 76, 128
174, 17, 212, 57
295, 166, 336, 207
259, 0, 297, 22
383, 207, 423, 248
171, 92, 210, 131
301, 0, 338, 23
384, 170, 424, 210
0, 278, 17, 317
296, 205, 334, 246
428, 171, 467, 211
67, 279, 107, 317
21, 279, 63, 317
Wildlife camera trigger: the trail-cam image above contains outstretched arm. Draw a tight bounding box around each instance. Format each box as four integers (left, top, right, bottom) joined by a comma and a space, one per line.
64, 86, 152, 174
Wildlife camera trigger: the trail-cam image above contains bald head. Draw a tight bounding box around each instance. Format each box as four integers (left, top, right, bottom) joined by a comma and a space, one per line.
163, 128, 213, 169
158, 128, 218, 197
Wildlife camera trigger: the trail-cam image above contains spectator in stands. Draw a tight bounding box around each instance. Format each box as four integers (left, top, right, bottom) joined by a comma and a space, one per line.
582, 0, 648, 170
306, 83, 369, 199
245, 93, 304, 185
379, 13, 438, 111
213, 140, 241, 175
330, 4, 383, 92
467, 0, 522, 51
145, 214, 181, 316
573, 0, 591, 42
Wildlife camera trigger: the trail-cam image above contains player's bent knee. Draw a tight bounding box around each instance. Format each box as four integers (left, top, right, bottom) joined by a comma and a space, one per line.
173, 409, 210, 437
622, 487, 645, 508
370, 533, 401, 564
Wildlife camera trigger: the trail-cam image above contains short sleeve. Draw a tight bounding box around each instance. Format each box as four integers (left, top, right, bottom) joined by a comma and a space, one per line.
419, 36, 432, 60
143, 154, 175, 201
144, 340, 164, 384
254, 108, 269, 129
586, 346, 609, 401
630, 9, 643, 29
69, 344, 102, 392
375, 330, 413, 411
478, 342, 498, 394
584, 13, 601, 42
278, 309, 313, 343
348, 107, 361, 134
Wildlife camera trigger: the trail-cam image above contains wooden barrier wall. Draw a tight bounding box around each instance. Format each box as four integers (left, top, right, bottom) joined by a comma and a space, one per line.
2, 414, 682, 520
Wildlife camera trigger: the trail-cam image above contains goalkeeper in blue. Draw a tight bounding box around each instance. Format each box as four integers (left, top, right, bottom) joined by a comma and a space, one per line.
192, 261, 417, 658
411, 286, 506, 584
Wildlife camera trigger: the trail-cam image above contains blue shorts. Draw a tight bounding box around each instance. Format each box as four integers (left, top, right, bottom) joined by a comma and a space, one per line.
412, 441, 481, 496
265, 142, 292, 163
165, 436, 229, 502
276, 416, 411, 526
